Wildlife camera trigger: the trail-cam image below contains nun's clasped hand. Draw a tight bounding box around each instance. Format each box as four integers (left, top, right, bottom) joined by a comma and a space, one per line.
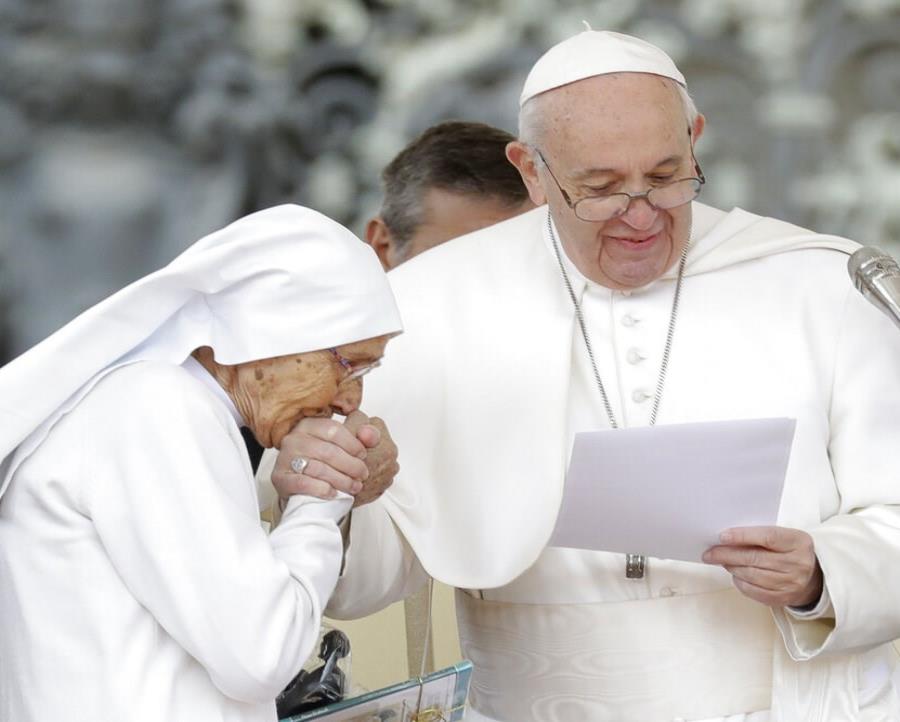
272, 416, 375, 500
272, 411, 397, 507
702, 526, 824, 609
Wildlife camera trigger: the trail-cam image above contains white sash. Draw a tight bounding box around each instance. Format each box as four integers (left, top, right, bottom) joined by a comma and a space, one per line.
457, 588, 774, 722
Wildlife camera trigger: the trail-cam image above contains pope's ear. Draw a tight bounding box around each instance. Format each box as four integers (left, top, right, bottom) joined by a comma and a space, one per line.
690, 113, 706, 145
365, 217, 395, 271
506, 141, 547, 207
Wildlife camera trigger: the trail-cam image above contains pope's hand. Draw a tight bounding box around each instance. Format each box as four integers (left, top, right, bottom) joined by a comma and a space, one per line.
271, 415, 379, 501
343, 411, 399, 507
702, 526, 824, 608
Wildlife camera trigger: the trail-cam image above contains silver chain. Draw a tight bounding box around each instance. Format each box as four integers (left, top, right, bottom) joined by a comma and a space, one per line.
547, 211, 690, 580
547, 211, 688, 428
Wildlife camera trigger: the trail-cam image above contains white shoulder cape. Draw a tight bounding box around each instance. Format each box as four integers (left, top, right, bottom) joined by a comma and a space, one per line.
362, 202, 858, 589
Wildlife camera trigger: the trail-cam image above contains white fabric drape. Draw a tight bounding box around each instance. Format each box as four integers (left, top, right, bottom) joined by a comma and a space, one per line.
320, 203, 900, 719
0, 203, 402, 499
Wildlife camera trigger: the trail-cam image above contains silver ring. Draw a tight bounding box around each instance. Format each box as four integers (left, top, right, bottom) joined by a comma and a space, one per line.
290, 456, 309, 474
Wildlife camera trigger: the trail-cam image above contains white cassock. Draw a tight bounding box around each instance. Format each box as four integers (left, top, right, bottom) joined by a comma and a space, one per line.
0, 358, 351, 722
268, 203, 900, 721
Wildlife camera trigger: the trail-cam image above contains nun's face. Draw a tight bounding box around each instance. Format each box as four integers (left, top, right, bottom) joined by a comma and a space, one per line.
232, 335, 390, 449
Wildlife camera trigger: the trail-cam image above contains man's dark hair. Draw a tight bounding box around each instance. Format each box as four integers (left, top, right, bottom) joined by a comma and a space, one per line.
379, 121, 528, 249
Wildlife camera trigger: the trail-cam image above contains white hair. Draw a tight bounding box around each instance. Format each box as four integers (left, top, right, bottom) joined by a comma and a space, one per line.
518, 76, 700, 146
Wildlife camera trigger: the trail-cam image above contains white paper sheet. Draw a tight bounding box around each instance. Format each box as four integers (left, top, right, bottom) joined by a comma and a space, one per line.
548, 417, 796, 563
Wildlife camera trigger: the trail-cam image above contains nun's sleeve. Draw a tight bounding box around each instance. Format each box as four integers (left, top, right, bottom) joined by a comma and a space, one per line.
85, 361, 351, 704
254, 428, 428, 619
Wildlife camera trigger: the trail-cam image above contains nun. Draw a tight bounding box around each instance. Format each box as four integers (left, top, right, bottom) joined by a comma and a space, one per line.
0, 205, 402, 722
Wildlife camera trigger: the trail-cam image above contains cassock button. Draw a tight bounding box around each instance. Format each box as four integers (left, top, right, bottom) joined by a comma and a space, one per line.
632, 389, 651, 403
660, 587, 677, 597
622, 314, 638, 327
626, 348, 646, 364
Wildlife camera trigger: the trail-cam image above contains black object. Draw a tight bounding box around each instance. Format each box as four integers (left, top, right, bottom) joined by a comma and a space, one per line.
276, 629, 351, 718
240, 426, 265, 473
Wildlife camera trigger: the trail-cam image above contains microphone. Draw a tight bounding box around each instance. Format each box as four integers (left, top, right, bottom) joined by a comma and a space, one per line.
847, 246, 900, 330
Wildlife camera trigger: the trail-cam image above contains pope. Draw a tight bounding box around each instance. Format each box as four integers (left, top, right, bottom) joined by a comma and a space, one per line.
266, 30, 900, 722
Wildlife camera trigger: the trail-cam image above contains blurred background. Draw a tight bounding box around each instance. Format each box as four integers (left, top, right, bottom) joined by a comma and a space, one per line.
1, 0, 898, 363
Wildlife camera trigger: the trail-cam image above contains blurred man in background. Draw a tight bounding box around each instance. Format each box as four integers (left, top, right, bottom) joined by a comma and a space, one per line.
364, 121, 534, 270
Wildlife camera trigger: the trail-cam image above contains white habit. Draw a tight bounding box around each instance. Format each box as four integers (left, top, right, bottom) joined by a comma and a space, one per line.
307, 204, 900, 721
0, 205, 403, 721
0, 360, 351, 721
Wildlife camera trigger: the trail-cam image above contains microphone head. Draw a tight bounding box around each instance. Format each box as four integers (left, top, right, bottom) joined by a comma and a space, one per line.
848, 246, 900, 288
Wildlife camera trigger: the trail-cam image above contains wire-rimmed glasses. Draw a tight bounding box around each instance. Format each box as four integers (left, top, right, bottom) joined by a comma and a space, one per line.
533, 146, 706, 222
327, 348, 381, 382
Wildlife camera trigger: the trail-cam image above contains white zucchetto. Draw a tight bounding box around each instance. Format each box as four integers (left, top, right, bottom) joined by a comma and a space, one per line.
520, 30, 686, 107
0, 204, 402, 498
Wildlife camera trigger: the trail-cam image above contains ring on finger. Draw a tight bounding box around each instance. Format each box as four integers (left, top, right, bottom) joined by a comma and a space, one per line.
290, 455, 310, 474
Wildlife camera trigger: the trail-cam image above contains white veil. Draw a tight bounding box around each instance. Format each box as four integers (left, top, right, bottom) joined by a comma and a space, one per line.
0, 204, 402, 499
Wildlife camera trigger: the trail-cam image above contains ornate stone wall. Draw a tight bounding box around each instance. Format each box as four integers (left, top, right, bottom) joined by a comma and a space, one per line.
1, 0, 898, 361
0, 0, 379, 357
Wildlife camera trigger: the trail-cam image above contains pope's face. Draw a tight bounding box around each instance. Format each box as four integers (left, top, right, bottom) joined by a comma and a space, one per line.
510, 73, 704, 290
232, 335, 390, 449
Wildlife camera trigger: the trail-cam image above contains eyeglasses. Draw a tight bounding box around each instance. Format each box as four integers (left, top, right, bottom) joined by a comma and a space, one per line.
328, 348, 381, 382
533, 144, 706, 223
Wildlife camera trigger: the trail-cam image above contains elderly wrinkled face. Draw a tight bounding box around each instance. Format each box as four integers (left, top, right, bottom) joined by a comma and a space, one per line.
509, 73, 705, 290
228, 335, 390, 449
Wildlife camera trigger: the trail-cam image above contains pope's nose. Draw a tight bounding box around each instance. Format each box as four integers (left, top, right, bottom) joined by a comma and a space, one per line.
619, 196, 659, 231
